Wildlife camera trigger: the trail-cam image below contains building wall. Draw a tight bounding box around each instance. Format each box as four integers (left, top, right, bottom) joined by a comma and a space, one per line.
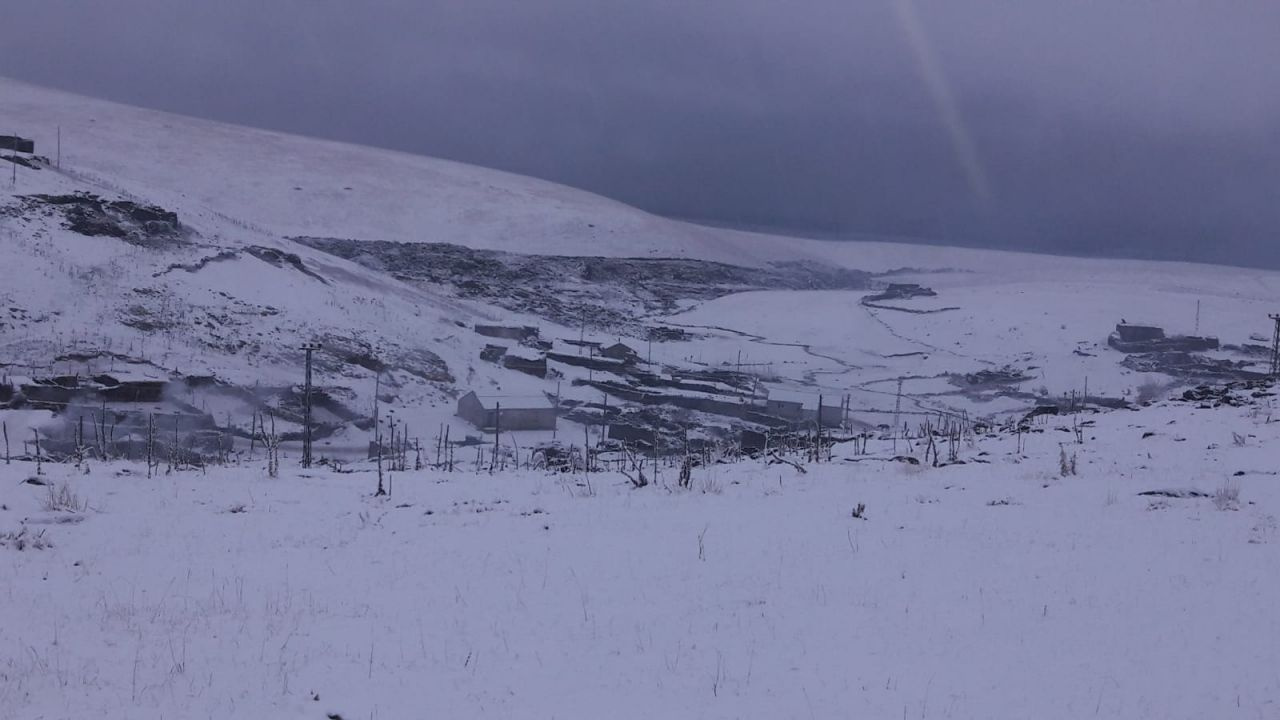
475, 325, 538, 341
496, 408, 557, 431
765, 400, 804, 420
1, 136, 34, 153
457, 392, 556, 431
1116, 325, 1165, 342
456, 392, 493, 429
817, 404, 843, 428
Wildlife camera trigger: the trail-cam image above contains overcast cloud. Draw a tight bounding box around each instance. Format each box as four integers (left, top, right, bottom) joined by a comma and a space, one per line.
3, 1, 1278, 266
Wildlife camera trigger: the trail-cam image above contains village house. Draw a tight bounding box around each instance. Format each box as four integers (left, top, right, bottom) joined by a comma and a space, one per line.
600, 342, 639, 362
456, 391, 557, 431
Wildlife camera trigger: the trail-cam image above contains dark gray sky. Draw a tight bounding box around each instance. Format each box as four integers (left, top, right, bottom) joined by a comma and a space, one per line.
4, 1, 1279, 266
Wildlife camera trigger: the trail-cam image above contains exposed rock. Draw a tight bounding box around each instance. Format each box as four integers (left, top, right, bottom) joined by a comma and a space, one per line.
1122, 352, 1262, 381
295, 237, 871, 332
245, 246, 328, 283
21, 192, 187, 247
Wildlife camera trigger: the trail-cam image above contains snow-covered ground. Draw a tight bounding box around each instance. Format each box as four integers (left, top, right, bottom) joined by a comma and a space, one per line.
3, 389, 1278, 719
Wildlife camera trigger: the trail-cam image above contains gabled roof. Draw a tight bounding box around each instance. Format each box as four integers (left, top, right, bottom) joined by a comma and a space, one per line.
461, 391, 555, 409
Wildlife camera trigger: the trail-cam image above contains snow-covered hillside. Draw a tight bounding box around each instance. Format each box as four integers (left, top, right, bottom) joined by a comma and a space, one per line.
5, 74, 1280, 462
0, 76, 826, 265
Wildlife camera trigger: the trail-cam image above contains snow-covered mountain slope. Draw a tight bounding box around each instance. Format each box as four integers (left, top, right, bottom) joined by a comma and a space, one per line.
0, 148, 570, 456
4, 76, 1280, 460
0, 76, 828, 265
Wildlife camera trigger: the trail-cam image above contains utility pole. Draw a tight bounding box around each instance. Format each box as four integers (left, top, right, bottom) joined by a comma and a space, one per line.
1270, 315, 1280, 377
816, 393, 824, 462
56, 126, 61, 169
301, 342, 322, 467
10, 133, 16, 187
1194, 299, 1201, 335
493, 402, 501, 472
893, 378, 904, 435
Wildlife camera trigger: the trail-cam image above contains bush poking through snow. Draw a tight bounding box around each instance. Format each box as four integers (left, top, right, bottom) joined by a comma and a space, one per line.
42, 482, 87, 513
678, 456, 693, 490
1136, 379, 1170, 405
1058, 447, 1078, 477
698, 471, 723, 495
1213, 479, 1241, 511
851, 503, 867, 519
0, 527, 52, 551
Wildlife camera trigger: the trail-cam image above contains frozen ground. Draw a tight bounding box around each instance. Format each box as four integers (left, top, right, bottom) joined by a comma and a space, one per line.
3, 389, 1278, 719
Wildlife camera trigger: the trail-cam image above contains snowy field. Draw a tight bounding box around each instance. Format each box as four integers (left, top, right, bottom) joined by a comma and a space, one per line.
4, 392, 1278, 719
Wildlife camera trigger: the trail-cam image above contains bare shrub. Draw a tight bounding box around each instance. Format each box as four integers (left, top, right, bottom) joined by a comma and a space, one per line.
257, 412, 281, 478
1213, 479, 1241, 511
678, 455, 693, 490
0, 527, 52, 551
1136, 379, 1171, 405
42, 482, 87, 513
1058, 447, 1078, 477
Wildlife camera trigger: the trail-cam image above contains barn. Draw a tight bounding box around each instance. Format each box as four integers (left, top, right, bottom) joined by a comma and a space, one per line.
457, 391, 557, 431
1113, 323, 1165, 343
0, 135, 34, 154
474, 325, 540, 342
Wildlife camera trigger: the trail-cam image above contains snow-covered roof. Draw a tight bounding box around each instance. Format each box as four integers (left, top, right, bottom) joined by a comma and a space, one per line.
465, 392, 555, 409
764, 388, 817, 406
